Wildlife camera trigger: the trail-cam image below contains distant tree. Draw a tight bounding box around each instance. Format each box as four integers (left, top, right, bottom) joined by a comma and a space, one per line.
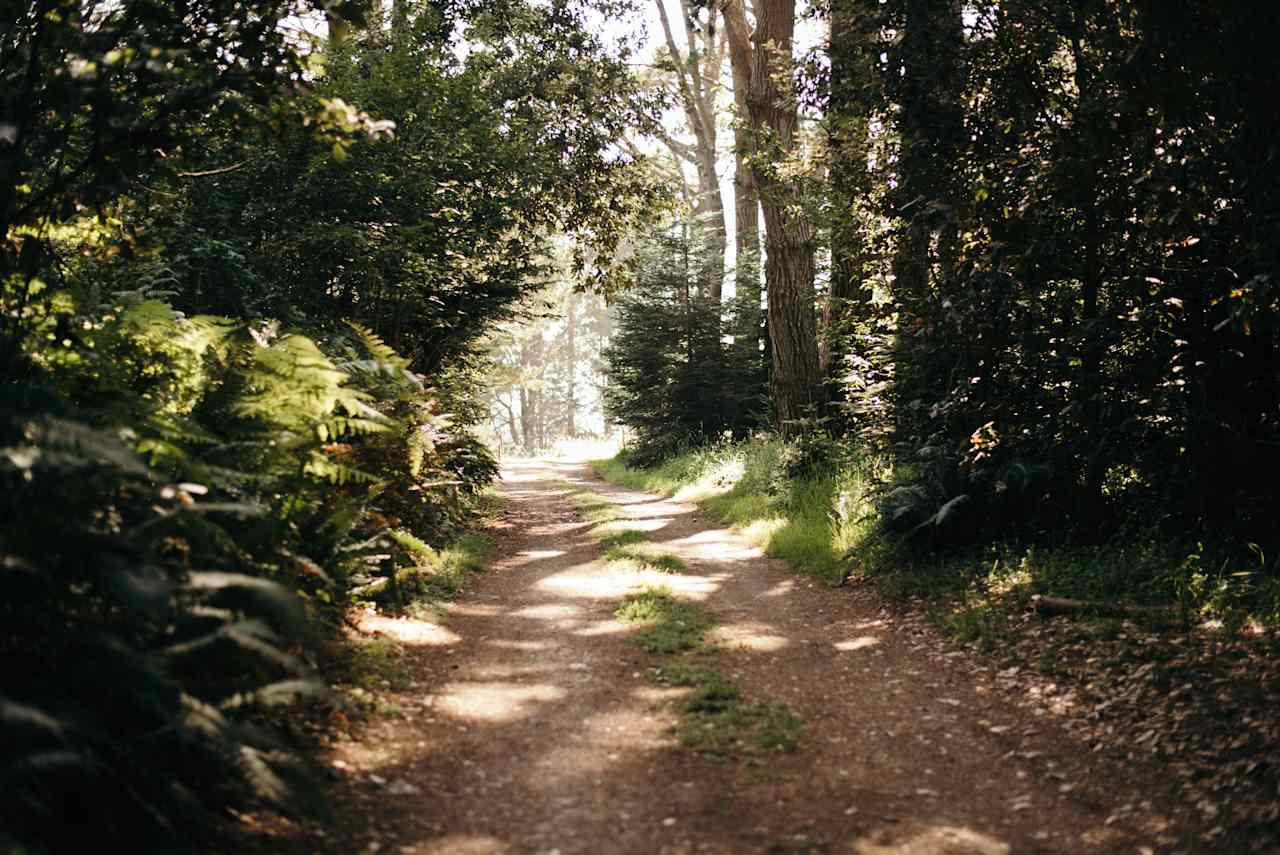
482, 276, 613, 452
602, 228, 766, 463
653, 0, 729, 304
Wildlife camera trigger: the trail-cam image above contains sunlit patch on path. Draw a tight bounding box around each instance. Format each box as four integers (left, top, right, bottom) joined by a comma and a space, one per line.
437, 681, 567, 723
357, 612, 462, 646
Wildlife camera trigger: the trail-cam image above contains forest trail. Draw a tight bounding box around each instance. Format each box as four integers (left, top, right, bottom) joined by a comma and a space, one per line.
318, 459, 1185, 854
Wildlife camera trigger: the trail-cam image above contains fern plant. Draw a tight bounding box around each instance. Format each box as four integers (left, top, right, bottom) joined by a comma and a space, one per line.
0, 413, 327, 853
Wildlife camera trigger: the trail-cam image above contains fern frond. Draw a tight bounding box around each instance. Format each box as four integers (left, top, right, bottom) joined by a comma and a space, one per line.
178, 693, 231, 739
237, 745, 290, 806
0, 699, 66, 740
344, 320, 407, 369
303, 453, 382, 486
388, 528, 436, 559
316, 416, 389, 442
164, 622, 305, 675
184, 572, 306, 630
219, 679, 328, 712
18, 418, 150, 477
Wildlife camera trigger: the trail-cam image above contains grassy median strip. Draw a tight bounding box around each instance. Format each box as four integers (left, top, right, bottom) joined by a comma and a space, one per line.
615, 586, 801, 757
566, 482, 802, 758
653, 662, 802, 756
562, 482, 687, 573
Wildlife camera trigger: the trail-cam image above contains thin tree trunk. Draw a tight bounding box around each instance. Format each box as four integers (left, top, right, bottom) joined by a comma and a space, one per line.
519, 387, 536, 453
655, 0, 728, 304
732, 50, 762, 360
565, 291, 578, 438
1069, 30, 1105, 513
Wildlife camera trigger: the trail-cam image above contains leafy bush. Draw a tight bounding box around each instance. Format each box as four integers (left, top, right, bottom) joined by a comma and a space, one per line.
0, 283, 501, 848
875, 432, 1055, 546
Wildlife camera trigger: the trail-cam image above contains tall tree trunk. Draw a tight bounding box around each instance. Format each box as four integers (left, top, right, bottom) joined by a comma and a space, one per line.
505, 394, 520, 447
535, 389, 546, 450
888, 0, 964, 433
1068, 29, 1106, 515
519, 335, 543, 453
519, 386, 536, 453
565, 291, 578, 438
722, 0, 822, 434
732, 50, 762, 361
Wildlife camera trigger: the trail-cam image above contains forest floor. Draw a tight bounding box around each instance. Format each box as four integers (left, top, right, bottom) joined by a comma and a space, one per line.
274, 458, 1228, 854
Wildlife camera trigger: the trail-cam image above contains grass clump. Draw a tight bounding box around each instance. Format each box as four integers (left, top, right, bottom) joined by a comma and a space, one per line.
343, 636, 410, 691
564, 484, 624, 525
603, 541, 685, 573
652, 662, 802, 756
440, 531, 494, 575
597, 527, 649, 549
615, 585, 714, 654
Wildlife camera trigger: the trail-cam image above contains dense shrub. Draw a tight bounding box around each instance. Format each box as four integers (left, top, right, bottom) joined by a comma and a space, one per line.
602, 231, 766, 466
0, 287, 496, 850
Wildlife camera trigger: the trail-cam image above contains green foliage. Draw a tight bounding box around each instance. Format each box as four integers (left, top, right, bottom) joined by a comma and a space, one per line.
0, 0, 373, 373
0, 280, 501, 846
602, 230, 767, 466
129, 0, 661, 379
0, 413, 327, 852
0, 0, 658, 848
818, 0, 1280, 611
360, 526, 495, 610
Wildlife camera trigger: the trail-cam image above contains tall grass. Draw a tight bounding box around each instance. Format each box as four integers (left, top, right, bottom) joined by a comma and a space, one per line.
594, 437, 880, 586
596, 438, 1280, 632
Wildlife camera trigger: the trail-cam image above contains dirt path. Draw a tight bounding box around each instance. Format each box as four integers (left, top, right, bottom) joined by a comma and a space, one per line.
316, 459, 1195, 854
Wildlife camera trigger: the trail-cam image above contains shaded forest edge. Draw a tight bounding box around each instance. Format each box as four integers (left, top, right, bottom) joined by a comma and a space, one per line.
595, 1, 1280, 844
1, 1, 653, 851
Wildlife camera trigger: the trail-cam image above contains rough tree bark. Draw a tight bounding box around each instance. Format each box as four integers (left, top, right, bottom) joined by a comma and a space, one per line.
722, 0, 822, 434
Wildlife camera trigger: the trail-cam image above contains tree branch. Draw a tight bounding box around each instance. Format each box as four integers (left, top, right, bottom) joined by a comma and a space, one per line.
176, 161, 247, 178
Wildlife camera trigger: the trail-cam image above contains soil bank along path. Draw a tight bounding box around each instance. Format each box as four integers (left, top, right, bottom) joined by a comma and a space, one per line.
320, 459, 1190, 854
